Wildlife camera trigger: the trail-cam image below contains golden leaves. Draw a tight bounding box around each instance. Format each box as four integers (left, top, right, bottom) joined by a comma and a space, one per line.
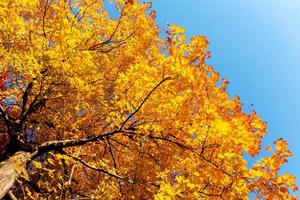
32, 161, 42, 169
0, 0, 296, 199
275, 138, 289, 152
248, 138, 297, 198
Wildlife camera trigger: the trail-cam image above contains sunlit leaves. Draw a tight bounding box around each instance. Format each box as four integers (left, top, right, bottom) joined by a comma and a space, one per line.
0, 0, 297, 199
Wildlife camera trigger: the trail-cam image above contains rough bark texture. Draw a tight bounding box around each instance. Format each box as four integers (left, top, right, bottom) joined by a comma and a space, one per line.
0, 151, 31, 199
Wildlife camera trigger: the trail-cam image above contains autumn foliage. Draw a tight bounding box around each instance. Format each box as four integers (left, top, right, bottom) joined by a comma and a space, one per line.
0, 0, 297, 199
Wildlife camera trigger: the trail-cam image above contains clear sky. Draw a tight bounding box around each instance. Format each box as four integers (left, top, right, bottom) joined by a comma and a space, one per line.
152, 0, 300, 195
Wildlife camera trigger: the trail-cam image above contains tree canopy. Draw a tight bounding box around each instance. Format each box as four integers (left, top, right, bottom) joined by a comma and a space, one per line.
0, 0, 297, 199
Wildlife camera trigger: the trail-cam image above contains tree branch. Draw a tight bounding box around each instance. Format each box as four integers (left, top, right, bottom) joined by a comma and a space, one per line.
119, 77, 171, 130
7, 191, 17, 200
63, 151, 123, 180
0, 104, 10, 130
20, 81, 33, 116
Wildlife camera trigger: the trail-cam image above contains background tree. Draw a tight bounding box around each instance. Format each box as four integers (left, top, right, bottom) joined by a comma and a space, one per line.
0, 0, 297, 199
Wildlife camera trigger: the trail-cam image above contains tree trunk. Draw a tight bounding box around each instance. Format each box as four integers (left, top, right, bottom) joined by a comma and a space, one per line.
0, 151, 31, 199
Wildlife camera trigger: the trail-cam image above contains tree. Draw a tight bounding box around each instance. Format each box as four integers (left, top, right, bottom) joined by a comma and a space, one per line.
0, 0, 297, 199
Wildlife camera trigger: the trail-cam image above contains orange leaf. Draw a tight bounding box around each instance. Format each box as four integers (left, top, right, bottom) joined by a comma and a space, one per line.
265, 145, 272, 151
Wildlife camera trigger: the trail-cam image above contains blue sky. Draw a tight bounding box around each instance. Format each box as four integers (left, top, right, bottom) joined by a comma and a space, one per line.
151, 0, 300, 195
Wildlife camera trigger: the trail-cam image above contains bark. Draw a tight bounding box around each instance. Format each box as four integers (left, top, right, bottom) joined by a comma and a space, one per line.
0, 151, 31, 199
